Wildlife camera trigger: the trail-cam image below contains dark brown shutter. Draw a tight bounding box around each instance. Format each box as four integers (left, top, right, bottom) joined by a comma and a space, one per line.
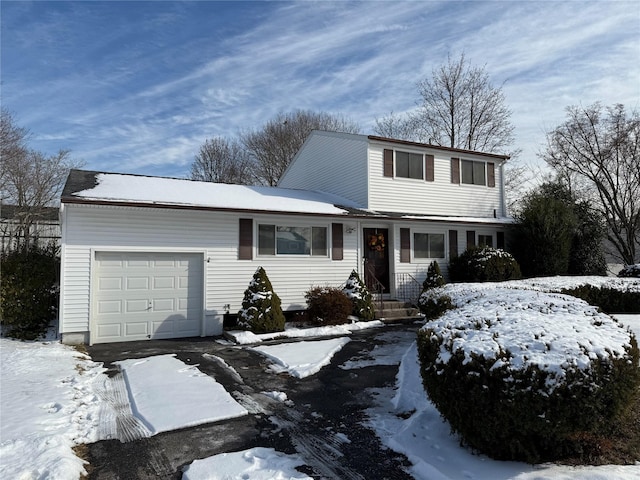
400, 228, 411, 263
487, 162, 495, 187
425, 154, 435, 182
239, 218, 253, 260
383, 149, 394, 177
449, 230, 458, 259
497, 231, 505, 250
466, 230, 475, 249
332, 223, 343, 260
451, 157, 460, 184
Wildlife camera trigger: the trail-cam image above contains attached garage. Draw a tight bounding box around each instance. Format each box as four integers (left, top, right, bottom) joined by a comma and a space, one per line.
92, 251, 203, 344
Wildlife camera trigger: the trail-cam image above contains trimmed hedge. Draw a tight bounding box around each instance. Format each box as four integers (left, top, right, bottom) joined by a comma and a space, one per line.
305, 286, 352, 326
416, 290, 640, 463
449, 246, 521, 283
237, 267, 285, 333
561, 285, 640, 313
417, 289, 454, 320
619, 264, 640, 278
1, 244, 60, 340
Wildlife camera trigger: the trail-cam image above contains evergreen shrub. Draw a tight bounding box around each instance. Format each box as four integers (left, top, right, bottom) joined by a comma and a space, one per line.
342, 270, 375, 321
417, 291, 453, 320
0, 244, 60, 340
422, 261, 445, 290
561, 285, 640, 314
416, 290, 640, 464
237, 267, 285, 333
448, 246, 521, 283
305, 286, 352, 325
618, 264, 640, 278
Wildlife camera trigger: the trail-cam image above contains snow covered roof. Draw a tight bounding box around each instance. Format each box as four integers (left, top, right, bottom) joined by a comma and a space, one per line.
61, 170, 363, 216
61, 169, 512, 225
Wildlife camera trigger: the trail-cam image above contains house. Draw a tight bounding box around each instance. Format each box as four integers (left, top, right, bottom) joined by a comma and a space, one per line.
58, 131, 511, 344
1, 204, 61, 253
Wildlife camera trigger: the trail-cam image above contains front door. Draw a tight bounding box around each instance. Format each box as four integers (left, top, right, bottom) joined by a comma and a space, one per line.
363, 228, 390, 294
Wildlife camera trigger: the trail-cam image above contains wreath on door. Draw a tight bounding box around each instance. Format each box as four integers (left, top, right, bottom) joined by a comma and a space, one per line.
369, 233, 386, 251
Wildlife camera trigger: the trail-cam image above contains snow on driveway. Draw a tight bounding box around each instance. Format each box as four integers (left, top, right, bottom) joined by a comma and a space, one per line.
182, 447, 312, 480
115, 354, 248, 435
251, 337, 351, 378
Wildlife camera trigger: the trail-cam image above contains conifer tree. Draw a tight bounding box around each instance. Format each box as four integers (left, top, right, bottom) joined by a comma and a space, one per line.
342, 270, 375, 321
238, 267, 285, 333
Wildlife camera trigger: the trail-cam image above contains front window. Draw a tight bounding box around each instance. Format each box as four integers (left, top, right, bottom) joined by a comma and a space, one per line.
414, 233, 445, 258
396, 151, 423, 179
478, 235, 493, 248
259, 224, 327, 256
461, 160, 486, 185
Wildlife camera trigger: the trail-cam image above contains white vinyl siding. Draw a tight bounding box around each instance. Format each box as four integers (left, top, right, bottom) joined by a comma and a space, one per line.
59, 204, 360, 340
277, 131, 369, 208
368, 144, 503, 217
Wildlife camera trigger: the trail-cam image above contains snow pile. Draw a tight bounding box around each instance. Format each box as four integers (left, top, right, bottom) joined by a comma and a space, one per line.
182, 447, 311, 480
115, 354, 248, 435
0, 337, 106, 479
227, 320, 382, 344
252, 337, 351, 378
422, 287, 634, 389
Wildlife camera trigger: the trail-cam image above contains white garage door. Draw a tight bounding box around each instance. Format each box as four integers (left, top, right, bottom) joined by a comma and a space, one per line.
93, 252, 203, 343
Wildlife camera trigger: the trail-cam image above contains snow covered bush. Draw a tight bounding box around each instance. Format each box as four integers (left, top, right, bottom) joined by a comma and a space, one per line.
416, 287, 640, 463
448, 246, 521, 283
305, 286, 352, 325
342, 270, 375, 321
619, 264, 640, 278
417, 289, 453, 320
0, 244, 60, 340
237, 267, 285, 334
422, 261, 445, 290
561, 284, 640, 313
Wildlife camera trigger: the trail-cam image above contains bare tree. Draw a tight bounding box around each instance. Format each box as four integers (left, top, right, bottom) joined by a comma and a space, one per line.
542, 103, 639, 265
374, 53, 516, 154
190, 136, 253, 184
241, 110, 360, 186
1, 109, 81, 250
373, 111, 416, 141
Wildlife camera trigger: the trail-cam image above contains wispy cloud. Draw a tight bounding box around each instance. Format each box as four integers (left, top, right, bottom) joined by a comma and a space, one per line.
1, 1, 638, 177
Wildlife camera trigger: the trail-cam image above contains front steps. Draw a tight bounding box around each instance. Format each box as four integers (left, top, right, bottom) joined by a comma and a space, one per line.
374, 300, 421, 322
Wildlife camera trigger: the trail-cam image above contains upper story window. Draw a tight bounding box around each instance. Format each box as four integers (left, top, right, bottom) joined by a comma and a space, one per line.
451, 158, 496, 187
396, 151, 423, 179
384, 149, 435, 181
258, 224, 327, 256
461, 160, 486, 185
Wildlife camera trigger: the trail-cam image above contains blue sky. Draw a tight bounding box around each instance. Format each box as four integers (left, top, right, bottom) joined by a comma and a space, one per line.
2, 1, 639, 179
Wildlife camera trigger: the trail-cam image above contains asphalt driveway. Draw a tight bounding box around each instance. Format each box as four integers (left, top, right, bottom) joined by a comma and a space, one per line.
85, 322, 420, 480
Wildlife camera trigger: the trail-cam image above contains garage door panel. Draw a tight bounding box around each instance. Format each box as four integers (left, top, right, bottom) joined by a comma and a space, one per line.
124, 321, 149, 336
97, 300, 122, 314
153, 276, 175, 289
127, 276, 149, 290
99, 277, 123, 291
93, 252, 203, 343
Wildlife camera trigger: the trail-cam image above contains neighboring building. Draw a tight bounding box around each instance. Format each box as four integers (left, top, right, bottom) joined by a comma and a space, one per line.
1, 204, 61, 253
58, 131, 511, 344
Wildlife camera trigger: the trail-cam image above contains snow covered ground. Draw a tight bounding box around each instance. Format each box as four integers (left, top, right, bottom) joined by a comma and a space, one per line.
1, 280, 639, 479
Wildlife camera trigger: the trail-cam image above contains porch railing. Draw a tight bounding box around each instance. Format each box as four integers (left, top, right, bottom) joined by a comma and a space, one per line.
394, 273, 423, 307
364, 260, 385, 313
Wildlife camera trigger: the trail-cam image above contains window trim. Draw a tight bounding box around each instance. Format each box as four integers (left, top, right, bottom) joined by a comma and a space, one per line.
257, 222, 330, 257
411, 230, 446, 261
460, 159, 487, 186
395, 150, 424, 180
